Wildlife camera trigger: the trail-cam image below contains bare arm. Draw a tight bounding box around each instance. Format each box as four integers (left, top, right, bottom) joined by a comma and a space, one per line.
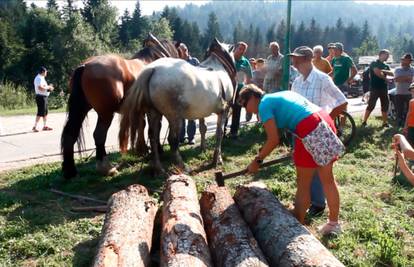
393, 134, 414, 159
396, 150, 414, 186
347, 65, 358, 83
330, 102, 348, 119
394, 75, 413, 83
373, 67, 387, 80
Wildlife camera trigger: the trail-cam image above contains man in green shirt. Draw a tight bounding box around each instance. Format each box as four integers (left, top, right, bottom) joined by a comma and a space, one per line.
229, 41, 253, 139
362, 49, 394, 127
330, 42, 357, 94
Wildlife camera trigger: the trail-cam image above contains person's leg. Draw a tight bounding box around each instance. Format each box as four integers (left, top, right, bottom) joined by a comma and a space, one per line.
294, 166, 316, 224
395, 94, 405, 127
309, 173, 326, 214
363, 90, 379, 124
317, 163, 340, 222
230, 104, 241, 137
379, 89, 389, 125
179, 119, 186, 143
402, 95, 411, 126
187, 120, 196, 143
33, 95, 44, 131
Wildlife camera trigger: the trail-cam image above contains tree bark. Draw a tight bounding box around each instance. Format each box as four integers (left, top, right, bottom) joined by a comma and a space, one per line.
93, 184, 158, 267
160, 174, 213, 267
234, 182, 344, 267
200, 184, 269, 267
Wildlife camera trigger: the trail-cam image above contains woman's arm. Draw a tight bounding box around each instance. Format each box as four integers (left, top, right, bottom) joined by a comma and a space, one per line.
247, 118, 279, 173
396, 150, 414, 186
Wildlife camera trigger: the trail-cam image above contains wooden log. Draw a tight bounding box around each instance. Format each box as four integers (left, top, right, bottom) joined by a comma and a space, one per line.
234, 182, 344, 267
200, 184, 269, 267
93, 184, 158, 267
160, 174, 213, 267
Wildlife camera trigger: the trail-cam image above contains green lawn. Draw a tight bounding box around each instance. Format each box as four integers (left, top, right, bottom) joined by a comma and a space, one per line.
0, 117, 413, 266
0, 107, 65, 116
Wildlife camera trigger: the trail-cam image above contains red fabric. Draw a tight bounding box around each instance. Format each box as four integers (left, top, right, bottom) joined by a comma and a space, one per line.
293, 110, 337, 168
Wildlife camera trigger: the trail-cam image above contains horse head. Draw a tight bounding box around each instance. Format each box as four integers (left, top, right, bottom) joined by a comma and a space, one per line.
132, 33, 179, 61
206, 38, 238, 100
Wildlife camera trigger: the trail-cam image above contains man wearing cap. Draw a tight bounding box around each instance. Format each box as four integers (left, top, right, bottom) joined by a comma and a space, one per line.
325, 43, 336, 64
33, 67, 54, 132
289, 46, 348, 218
394, 53, 414, 127
330, 42, 357, 95
362, 49, 393, 127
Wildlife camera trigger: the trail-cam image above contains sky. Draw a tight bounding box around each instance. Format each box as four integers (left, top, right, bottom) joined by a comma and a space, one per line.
27, 0, 210, 16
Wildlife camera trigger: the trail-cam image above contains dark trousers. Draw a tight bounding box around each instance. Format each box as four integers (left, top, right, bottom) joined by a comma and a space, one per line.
230, 86, 242, 136
180, 119, 196, 142
395, 94, 411, 127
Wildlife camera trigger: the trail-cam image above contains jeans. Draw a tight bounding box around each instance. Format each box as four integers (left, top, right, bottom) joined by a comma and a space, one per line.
395, 94, 411, 127
311, 173, 326, 208
180, 119, 196, 142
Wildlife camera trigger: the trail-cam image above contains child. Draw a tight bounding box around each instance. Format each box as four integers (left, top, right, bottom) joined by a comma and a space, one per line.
403, 83, 414, 145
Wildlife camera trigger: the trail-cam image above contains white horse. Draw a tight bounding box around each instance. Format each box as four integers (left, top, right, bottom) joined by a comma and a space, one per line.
119, 39, 236, 174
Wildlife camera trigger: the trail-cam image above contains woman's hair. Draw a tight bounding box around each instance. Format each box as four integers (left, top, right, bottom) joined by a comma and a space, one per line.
238, 84, 265, 106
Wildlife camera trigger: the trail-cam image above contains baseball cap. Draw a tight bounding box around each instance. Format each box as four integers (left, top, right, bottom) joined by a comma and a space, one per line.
287, 46, 314, 58
327, 43, 336, 48
334, 42, 344, 50
401, 53, 413, 61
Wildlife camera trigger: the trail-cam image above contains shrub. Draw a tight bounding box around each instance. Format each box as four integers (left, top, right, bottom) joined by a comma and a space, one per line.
0, 81, 34, 110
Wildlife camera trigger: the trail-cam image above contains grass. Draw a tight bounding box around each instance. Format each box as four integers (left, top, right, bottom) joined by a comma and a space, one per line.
0, 116, 414, 266
0, 106, 66, 116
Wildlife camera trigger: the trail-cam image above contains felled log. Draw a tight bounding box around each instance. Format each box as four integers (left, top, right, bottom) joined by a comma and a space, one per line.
93, 184, 158, 267
160, 174, 213, 267
234, 182, 344, 267
200, 184, 269, 267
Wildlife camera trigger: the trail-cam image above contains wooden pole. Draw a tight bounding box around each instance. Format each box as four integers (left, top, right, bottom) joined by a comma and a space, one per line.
160, 174, 213, 267
93, 184, 158, 267
200, 184, 269, 267
234, 182, 344, 267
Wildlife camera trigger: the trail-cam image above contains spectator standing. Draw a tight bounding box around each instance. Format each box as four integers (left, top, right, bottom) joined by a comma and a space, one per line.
330, 42, 357, 94
252, 58, 266, 89
229, 42, 253, 139
362, 49, 394, 127
263, 42, 284, 93
312, 45, 332, 74
33, 66, 54, 132
178, 43, 200, 145
325, 43, 336, 64
394, 53, 414, 127
290, 46, 347, 218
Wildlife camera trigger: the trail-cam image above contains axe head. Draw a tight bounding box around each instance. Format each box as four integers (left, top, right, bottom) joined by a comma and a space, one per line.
215, 171, 225, 186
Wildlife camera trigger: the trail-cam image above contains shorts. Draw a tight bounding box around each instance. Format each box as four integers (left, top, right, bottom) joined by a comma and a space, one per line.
293, 110, 337, 168
367, 89, 389, 112
35, 95, 48, 116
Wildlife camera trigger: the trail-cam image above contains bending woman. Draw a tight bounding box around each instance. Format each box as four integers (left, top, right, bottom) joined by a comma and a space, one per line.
238, 84, 341, 235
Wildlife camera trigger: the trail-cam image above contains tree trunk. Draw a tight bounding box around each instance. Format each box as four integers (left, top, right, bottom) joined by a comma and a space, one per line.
234, 182, 344, 267
200, 184, 269, 267
93, 184, 158, 267
160, 174, 213, 267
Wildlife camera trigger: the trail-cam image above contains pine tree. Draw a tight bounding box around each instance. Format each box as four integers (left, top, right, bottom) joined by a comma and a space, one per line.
202, 12, 222, 49
118, 9, 131, 47
276, 20, 286, 51
130, 1, 144, 40
46, 0, 59, 13
266, 23, 276, 44
233, 21, 244, 43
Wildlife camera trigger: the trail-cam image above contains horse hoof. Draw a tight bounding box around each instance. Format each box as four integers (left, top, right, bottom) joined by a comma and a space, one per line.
62, 164, 78, 180
96, 158, 118, 176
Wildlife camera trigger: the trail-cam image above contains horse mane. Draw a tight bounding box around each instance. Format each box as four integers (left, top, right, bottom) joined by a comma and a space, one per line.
205, 39, 237, 82
132, 39, 179, 61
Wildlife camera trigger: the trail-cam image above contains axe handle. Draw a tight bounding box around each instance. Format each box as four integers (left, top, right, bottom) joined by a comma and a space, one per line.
220, 154, 292, 180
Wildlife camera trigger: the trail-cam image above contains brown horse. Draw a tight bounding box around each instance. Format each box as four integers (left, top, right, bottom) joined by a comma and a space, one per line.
61, 34, 179, 179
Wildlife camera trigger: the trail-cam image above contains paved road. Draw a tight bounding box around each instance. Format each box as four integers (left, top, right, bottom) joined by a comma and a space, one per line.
0, 97, 378, 172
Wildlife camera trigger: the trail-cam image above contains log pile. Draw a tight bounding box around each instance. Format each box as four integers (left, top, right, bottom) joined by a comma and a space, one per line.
93, 184, 158, 267
160, 174, 213, 267
93, 176, 344, 267
234, 182, 345, 267
200, 184, 269, 267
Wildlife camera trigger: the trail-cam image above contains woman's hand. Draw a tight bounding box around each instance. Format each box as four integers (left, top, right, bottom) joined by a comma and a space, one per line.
392, 134, 403, 150
247, 160, 260, 174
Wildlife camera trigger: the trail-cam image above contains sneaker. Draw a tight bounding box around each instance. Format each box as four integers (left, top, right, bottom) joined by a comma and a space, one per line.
32, 127, 39, 132
361, 121, 367, 128
307, 205, 325, 217
382, 123, 391, 128
318, 221, 342, 236
42, 126, 53, 131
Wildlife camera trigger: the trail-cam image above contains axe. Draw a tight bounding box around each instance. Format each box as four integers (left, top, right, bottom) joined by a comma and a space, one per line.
215, 154, 291, 186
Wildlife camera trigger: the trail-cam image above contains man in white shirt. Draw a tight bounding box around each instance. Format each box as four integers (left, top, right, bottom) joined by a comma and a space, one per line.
33, 67, 54, 132
289, 46, 347, 218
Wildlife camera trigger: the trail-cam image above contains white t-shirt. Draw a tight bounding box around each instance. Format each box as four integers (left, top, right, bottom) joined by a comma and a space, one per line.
34, 74, 49, 96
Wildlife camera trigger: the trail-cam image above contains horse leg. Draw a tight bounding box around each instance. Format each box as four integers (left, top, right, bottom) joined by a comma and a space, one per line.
148, 109, 165, 176
94, 114, 117, 176
212, 110, 227, 166
168, 118, 187, 171
199, 118, 207, 152
136, 112, 149, 156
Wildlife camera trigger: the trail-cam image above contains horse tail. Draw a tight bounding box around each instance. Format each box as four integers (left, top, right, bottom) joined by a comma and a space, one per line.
61, 65, 89, 157
119, 67, 155, 153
